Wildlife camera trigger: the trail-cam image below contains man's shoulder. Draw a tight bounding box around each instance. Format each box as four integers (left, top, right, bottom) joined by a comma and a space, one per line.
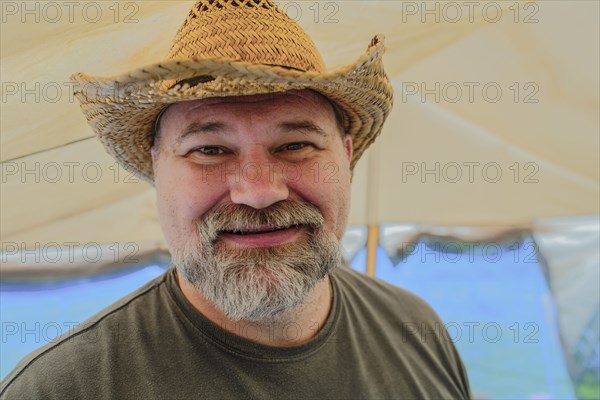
0, 269, 170, 399
332, 266, 440, 321
332, 266, 471, 399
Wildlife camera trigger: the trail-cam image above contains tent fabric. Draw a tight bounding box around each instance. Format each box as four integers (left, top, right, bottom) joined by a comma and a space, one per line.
1, 1, 599, 249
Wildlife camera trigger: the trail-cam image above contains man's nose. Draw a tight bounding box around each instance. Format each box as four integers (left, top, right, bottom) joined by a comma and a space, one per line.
227, 149, 289, 209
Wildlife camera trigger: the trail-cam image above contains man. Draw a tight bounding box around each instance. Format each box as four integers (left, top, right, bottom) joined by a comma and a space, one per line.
1, 1, 471, 399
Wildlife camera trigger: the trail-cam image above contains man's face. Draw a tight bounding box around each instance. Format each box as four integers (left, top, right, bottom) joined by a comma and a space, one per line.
151, 89, 353, 322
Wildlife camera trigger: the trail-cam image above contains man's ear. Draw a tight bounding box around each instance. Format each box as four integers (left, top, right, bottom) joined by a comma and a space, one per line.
343, 134, 353, 162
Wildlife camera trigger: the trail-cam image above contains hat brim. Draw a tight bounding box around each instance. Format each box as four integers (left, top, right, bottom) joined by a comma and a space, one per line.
70, 35, 393, 184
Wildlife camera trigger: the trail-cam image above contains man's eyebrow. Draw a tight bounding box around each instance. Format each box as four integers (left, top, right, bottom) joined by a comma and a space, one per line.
175, 121, 228, 144
175, 119, 328, 144
278, 120, 328, 137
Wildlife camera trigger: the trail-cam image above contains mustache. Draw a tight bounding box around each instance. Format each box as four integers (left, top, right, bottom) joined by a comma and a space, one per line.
199, 201, 325, 242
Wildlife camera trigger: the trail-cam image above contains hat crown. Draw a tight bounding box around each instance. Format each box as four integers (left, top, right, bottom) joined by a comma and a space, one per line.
167, 0, 326, 73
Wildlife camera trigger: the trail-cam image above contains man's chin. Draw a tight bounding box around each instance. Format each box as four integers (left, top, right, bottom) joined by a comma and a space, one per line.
173, 226, 340, 323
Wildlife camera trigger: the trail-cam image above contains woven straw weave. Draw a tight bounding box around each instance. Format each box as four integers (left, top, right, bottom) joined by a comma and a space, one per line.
70, 0, 394, 184
169, 0, 325, 73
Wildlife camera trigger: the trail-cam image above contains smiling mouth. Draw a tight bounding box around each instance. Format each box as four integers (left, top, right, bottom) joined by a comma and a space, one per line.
221, 224, 301, 235
218, 224, 306, 247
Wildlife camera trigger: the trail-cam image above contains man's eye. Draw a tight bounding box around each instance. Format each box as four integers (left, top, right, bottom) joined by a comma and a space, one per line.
283, 143, 310, 151
193, 146, 227, 155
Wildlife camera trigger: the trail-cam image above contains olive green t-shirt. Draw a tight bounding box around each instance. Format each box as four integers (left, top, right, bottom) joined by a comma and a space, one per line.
1, 266, 471, 399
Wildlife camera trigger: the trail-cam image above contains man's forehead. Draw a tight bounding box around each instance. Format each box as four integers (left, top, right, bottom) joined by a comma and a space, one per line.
165, 89, 331, 116
153, 88, 344, 148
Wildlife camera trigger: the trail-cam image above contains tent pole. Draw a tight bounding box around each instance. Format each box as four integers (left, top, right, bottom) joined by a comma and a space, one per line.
365, 138, 382, 277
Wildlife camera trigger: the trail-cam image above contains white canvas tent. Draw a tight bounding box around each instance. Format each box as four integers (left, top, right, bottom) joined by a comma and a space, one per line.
1, 1, 598, 398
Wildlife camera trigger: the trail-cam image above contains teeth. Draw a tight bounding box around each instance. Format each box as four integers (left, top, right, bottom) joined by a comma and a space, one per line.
226, 225, 297, 234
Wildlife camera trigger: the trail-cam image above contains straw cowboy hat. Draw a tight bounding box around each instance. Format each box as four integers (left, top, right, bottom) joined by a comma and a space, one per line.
70, 0, 394, 184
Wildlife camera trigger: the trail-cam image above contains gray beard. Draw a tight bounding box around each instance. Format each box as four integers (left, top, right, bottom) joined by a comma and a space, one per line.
171, 202, 342, 322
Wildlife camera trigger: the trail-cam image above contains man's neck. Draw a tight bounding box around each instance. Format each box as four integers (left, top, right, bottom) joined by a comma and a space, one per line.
175, 272, 333, 347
